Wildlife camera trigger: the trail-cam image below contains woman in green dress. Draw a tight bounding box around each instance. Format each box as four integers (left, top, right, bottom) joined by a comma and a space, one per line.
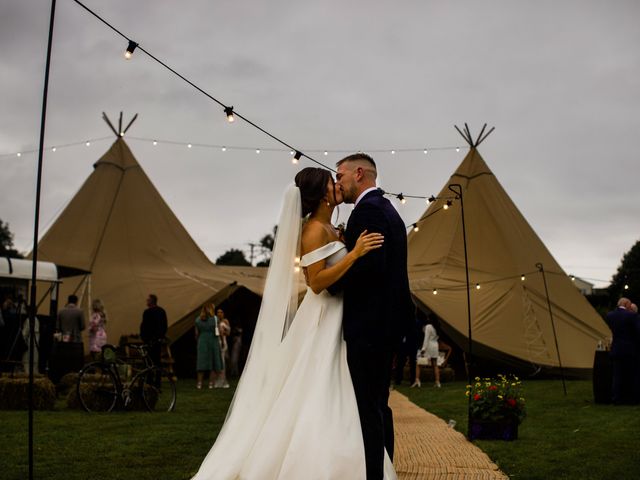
195, 304, 224, 389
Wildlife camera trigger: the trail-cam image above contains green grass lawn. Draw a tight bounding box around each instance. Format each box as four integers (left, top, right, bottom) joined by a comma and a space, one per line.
1, 378, 639, 479
397, 379, 640, 480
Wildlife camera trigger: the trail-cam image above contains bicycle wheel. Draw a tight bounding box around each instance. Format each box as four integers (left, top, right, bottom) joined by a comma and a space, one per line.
137, 367, 176, 412
77, 362, 118, 412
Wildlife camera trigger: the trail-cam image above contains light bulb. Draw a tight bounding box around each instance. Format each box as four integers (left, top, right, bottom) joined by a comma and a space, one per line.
292, 151, 302, 164
221, 147, 226, 152
456, 147, 460, 152
391, 150, 396, 155
17, 152, 21, 157
256, 149, 261, 154
323, 151, 328, 156
187, 144, 192, 149
476, 283, 481, 290
224, 106, 235, 123
85, 141, 91, 147
152, 141, 158, 146
521, 275, 525, 281
52, 147, 56, 152
124, 40, 138, 60
433, 289, 438, 295
413, 224, 419, 232
423, 149, 428, 155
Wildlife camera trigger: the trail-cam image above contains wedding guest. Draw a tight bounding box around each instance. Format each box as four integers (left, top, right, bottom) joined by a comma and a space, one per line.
605, 297, 639, 404
195, 304, 224, 389
228, 325, 243, 377
140, 294, 168, 370
414, 319, 441, 388
57, 295, 85, 343
88, 299, 107, 360
216, 308, 231, 388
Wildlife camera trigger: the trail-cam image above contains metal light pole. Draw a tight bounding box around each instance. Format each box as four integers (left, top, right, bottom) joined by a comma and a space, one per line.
28, 2, 57, 479
448, 183, 473, 436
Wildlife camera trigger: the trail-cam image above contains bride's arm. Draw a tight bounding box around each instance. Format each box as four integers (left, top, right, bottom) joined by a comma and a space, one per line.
302, 222, 383, 294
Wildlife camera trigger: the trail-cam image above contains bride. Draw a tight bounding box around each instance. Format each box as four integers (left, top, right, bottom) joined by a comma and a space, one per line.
192, 167, 397, 479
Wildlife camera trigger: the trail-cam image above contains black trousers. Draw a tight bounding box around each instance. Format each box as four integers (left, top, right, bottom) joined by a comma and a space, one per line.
611, 354, 636, 404
346, 340, 394, 480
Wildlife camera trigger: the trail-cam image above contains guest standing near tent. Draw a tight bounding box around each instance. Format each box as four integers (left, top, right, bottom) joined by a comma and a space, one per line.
414, 319, 441, 388
140, 294, 168, 370
88, 299, 107, 360
605, 297, 639, 404
195, 305, 223, 389
216, 308, 231, 388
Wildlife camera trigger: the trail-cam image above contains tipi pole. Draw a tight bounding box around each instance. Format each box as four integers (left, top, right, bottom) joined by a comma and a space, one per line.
536, 262, 567, 395
448, 182, 474, 436
29, 1, 57, 478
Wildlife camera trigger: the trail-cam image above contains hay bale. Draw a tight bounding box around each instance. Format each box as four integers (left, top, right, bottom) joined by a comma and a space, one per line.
57, 372, 79, 396
0, 376, 56, 410
67, 379, 151, 411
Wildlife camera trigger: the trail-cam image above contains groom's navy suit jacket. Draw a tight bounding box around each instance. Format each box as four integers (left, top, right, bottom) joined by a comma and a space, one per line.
331, 189, 414, 348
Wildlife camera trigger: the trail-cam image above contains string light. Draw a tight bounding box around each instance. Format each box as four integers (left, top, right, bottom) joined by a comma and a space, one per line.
323, 151, 328, 156
432, 288, 438, 295
224, 106, 235, 123
221, 146, 226, 152
624, 284, 629, 290
187, 143, 192, 149
152, 140, 157, 146
256, 149, 261, 154
443, 200, 452, 210
292, 151, 302, 164
51, 147, 56, 152
427, 195, 436, 204
85, 141, 91, 147
423, 149, 428, 155
391, 150, 396, 155
521, 274, 526, 281
570, 275, 575, 281
397, 193, 406, 204
412, 223, 419, 232
476, 283, 481, 290
456, 147, 460, 152
17, 153, 21, 157
124, 40, 138, 60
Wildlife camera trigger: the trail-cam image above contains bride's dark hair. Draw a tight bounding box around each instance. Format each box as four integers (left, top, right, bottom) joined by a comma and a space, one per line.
294, 167, 337, 217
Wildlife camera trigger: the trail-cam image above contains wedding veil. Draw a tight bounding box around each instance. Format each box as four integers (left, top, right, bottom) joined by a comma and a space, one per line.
193, 184, 303, 478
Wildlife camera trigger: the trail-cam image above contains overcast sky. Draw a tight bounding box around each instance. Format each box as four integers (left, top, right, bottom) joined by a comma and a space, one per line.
1, 0, 638, 287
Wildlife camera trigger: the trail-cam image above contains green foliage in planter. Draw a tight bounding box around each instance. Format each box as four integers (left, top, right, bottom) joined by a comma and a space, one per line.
466, 374, 526, 424
0, 376, 56, 410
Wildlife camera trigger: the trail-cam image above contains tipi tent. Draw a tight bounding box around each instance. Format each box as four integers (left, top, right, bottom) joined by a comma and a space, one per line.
37, 134, 304, 346
408, 147, 609, 376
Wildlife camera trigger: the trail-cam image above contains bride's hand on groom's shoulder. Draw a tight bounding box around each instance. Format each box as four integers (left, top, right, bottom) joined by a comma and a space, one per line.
353, 230, 384, 258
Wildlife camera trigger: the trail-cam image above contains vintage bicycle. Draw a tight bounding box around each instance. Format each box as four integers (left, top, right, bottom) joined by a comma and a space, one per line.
76, 342, 176, 412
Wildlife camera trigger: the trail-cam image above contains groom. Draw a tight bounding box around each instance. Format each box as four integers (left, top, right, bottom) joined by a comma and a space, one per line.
331, 153, 414, 479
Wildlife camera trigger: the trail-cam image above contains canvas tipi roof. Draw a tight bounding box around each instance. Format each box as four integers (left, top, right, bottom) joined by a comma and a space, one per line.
408, 148, 609, 374
37, 136, 303, 345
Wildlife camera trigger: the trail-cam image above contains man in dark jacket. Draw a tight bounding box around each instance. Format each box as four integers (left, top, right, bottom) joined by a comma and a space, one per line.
333, 153, 414, 480
140, 294, 168, 370
605, 297, 640, 404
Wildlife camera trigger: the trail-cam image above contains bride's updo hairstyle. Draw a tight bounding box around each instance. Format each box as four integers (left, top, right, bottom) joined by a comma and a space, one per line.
294, 167, 335, 218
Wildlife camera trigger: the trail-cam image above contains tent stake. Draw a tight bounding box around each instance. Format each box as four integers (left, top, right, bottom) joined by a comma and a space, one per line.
536, 262, 567, 396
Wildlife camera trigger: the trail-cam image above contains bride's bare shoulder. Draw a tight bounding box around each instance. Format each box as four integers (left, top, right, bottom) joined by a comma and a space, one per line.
301, 220, 329, 256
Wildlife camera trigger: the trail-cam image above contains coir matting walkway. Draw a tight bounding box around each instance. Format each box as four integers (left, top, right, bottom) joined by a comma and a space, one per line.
390, 391, 508, 479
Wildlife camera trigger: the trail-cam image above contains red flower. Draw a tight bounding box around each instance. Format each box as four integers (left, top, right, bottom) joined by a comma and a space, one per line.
506, 398, 517, 407
488, 385, 498, 391
473, 394, 482, 401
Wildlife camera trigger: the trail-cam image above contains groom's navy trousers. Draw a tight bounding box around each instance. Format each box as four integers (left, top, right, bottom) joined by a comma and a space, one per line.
330, 189, 414, 479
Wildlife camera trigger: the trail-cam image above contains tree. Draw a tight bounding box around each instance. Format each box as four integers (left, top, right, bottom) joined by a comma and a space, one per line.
256, 225, 277, 267
0, 219, 23, 258
608, 239, 640, 304
215, 248, 251, 266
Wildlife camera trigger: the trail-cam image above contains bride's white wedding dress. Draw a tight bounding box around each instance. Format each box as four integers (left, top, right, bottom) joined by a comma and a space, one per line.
193, 240, 396, 479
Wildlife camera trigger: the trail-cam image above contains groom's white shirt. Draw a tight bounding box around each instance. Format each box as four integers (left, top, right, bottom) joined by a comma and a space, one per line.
355, 187, 377, 206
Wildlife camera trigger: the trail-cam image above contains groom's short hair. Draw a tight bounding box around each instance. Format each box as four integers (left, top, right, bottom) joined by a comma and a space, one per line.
336, 152, 377, 170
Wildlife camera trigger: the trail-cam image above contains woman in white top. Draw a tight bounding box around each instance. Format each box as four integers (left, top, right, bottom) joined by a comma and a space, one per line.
413, 321, 441, 388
